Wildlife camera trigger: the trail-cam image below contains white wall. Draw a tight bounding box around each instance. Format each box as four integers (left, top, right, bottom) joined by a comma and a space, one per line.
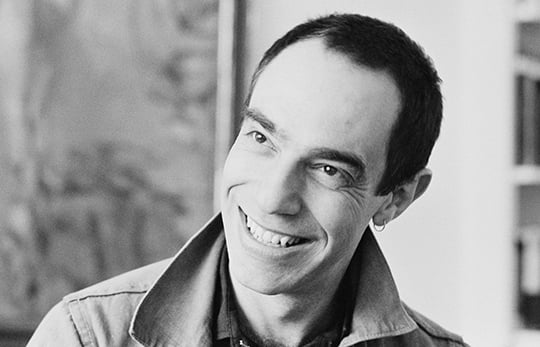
244, 1, 515, 346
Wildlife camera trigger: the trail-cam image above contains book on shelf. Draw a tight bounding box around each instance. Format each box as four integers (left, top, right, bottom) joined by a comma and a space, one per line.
516, 74, 540, 165
519, 225, 540, 329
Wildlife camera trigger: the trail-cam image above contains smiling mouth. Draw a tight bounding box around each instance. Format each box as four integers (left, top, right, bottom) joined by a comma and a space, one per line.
243, 213, 308, 248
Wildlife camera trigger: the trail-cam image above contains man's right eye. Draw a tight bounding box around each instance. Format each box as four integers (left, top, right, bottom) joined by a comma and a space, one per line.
250, 131, 267, 144
242, 128, 275, 152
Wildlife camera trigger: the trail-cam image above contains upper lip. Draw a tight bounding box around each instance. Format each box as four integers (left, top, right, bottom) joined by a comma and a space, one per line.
239, 207, 309, 240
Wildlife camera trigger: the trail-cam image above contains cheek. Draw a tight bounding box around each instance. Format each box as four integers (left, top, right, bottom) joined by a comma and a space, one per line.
222, 145, 256, 189
312, 201, 366, 273
306, 189, 368, 241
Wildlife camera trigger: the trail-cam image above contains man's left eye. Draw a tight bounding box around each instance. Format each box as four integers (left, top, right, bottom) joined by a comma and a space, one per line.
311, 164, 353, 189
321, 165, 338, 176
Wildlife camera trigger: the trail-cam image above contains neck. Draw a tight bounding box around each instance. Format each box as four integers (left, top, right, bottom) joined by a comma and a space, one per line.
229, 274, 344, 347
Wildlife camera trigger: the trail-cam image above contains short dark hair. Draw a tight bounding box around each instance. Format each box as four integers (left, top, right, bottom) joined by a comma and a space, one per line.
245, 13, 443, 195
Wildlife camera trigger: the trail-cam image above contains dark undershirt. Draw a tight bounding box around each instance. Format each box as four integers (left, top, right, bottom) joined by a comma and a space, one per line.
213, 247, 358, 347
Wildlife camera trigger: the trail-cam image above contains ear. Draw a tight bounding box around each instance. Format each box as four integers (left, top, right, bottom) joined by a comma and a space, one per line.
372, 168, 432, 226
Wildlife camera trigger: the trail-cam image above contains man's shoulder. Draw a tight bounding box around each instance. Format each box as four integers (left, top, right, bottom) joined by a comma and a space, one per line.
60, 258, 173, 333
62, 258, 172, 330
402, 303, 469, 346
29, 259, 174, 346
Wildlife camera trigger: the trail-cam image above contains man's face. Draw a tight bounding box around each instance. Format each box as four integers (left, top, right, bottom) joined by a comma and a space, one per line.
221, 39, 400, 295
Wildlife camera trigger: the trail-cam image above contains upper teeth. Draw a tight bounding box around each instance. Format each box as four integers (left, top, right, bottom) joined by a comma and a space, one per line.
246, 216, 301, 247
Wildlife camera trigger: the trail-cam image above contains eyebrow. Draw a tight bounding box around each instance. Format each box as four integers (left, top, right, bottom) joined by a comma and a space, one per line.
242, 107, 277, 134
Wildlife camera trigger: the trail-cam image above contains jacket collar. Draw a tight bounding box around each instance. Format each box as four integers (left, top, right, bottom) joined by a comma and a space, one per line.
130, 214, 416, 347
340, 226, 417, 345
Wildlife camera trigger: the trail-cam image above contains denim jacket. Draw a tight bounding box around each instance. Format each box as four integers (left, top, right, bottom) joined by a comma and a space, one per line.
28, 215, 468, 347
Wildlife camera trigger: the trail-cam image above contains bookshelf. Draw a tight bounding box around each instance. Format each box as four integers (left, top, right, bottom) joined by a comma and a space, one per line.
514, 165, 540, 185
515, 329, 540, 347
516, 55, 540, 77
514, 2, 540, 345
517, 0, 540, 23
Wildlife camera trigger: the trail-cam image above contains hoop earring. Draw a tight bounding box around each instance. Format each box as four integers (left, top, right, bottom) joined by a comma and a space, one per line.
373, 220, 386, 232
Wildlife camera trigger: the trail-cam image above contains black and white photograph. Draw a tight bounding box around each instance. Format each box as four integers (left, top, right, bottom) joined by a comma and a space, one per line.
0, 0, 534, 346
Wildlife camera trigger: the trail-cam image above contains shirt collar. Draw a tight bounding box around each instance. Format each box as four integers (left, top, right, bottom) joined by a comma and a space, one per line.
340, 229, 417, 345
214, 246, 240, 342
130, 214, 416, 347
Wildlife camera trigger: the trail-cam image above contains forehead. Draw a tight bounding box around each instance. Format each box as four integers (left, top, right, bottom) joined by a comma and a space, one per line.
249, 39, 401, 174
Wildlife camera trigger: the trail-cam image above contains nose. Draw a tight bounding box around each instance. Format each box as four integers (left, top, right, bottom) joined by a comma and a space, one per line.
255, 160, 303, 216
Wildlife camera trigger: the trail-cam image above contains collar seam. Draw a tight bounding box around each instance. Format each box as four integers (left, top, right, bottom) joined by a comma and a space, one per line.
66, 290, 148, 303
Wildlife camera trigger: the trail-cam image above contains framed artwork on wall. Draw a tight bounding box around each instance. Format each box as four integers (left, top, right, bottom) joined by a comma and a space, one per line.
0, 0, 245, 343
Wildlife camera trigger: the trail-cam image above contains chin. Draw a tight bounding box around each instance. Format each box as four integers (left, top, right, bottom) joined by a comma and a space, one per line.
230, 265, 290, 296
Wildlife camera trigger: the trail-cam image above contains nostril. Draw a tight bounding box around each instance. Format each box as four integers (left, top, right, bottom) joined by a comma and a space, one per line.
256, 191, 302, 216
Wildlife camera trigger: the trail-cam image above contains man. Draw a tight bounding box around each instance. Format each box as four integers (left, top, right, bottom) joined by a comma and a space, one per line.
28, 14, 468, 347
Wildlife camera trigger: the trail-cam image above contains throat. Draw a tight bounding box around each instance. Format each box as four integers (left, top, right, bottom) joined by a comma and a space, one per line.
236, 305, 344, 347
230, 282, 345, 347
